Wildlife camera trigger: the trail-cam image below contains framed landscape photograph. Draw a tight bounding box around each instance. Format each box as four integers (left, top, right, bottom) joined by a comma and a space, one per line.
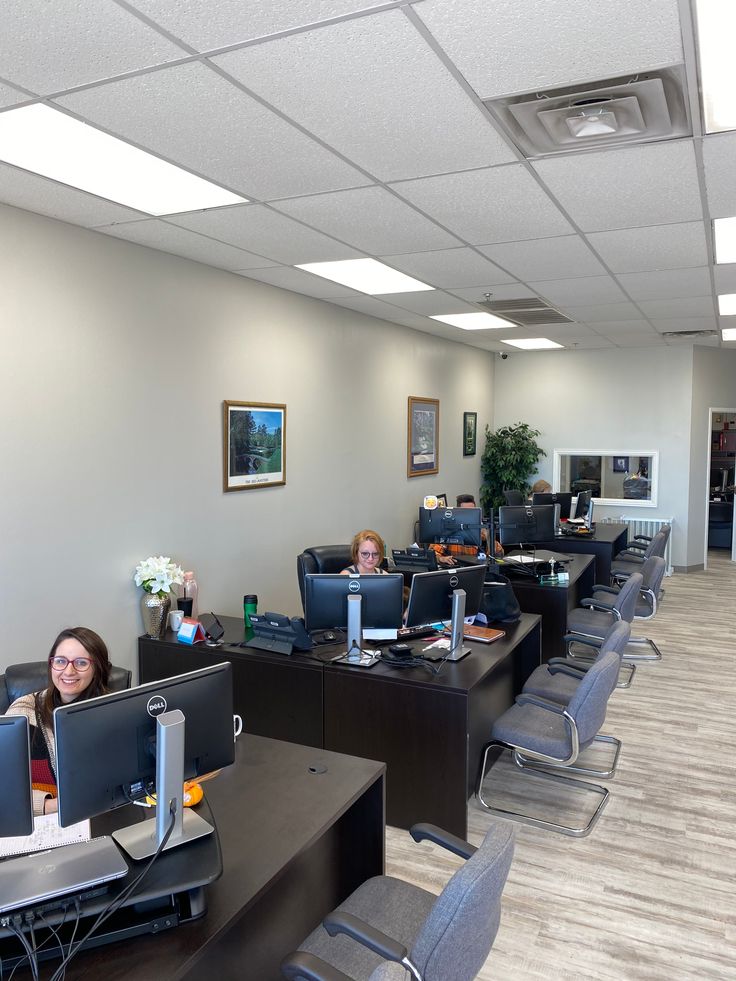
463, 411, 477, 456
407, 396, 439, 478
223, 401, 286, 492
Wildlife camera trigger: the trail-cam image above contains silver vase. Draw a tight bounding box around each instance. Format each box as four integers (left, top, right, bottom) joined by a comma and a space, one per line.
141, 591, 171, 639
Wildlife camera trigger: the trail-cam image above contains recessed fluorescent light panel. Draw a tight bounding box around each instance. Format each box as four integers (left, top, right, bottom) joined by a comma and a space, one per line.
296, 258, 432, 294
501, 338, 563, 350
0, 104, 247, 215
430, 312, 510, 330
718, 294, 736, 316
722, 327, 736, 341
695, 0, 736, 132
714, 217, 736, 264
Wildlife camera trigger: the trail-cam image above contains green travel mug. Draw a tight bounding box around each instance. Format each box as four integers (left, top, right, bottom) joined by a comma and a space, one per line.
244, 594, 258, 640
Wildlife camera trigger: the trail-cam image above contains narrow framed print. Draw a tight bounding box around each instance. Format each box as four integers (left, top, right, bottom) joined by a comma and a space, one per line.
223, 401, 286, 492
408, 396, 439, 478
463, 411, 477, 457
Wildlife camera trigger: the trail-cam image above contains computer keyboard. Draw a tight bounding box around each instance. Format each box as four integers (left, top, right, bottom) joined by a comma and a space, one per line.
396, 624, 442, 641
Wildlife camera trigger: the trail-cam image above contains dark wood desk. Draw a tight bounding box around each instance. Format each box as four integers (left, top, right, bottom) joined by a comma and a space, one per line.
534, 522, 628, 583
50, 737, 385, 981
504, 553, 595, 662
139, 614, 541, 839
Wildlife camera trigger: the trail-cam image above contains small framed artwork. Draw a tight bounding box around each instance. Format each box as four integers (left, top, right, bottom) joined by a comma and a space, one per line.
223, 401, 286, 492
436, 493, 448, 507
612, 456, 629, 473
463, 412, 477, 457
407, 396, 439, 478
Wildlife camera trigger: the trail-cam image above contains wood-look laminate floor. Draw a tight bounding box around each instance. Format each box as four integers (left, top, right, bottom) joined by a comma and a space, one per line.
385, 550, 736, 980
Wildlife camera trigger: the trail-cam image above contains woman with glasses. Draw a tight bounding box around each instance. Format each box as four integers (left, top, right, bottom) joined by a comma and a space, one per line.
341, 529, 388, 575
5, 626, 110, 816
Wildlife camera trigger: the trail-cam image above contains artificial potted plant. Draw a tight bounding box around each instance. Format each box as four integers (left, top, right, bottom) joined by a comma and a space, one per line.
480, 422, 546, 513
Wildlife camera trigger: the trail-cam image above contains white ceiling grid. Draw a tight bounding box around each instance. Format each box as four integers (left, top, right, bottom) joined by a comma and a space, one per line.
0, 0, 732, 352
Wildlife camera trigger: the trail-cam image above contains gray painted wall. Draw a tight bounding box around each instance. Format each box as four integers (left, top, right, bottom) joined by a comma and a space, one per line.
0, 204, 493, 674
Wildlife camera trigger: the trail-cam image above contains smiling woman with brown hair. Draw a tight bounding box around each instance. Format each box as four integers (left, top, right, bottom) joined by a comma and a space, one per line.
341, 529, 388, 575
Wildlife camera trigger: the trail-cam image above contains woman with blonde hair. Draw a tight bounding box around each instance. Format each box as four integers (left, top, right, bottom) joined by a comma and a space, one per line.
341, 529, 387, 575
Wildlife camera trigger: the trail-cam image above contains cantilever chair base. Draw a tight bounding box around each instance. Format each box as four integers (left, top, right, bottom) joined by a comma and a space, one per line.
476, 742, 610, 838
515, 732, 622, 780
624, 637, 663, 661
567, 637, 637, 688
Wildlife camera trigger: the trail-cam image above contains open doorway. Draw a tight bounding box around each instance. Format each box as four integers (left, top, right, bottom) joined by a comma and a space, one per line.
705, 408, 736, 569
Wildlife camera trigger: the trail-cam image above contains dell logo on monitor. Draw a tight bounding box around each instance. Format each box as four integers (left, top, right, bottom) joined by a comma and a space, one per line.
348, 580, 361, 592
449, 575, 459, 587
146, 696, 167, 717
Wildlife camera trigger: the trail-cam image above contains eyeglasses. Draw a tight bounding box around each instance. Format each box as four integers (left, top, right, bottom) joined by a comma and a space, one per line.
50, 655, 92, 671
359, 551, 381, 559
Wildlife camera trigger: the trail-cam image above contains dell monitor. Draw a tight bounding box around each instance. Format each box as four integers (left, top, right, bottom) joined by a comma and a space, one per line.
405, 564, 486, 661
418, 506, 483, 550
1, 716, 34, 837
531, 491, 573, 520
304, 573, 404, 663
54, 662, 235, 860
574, 490, 592, 519
497, 505, 556, 547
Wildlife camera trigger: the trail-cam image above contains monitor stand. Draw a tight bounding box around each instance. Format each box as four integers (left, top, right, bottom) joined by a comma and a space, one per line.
445, 588, 470, 661
113, 710, 214, 861
334, 594, 379, 668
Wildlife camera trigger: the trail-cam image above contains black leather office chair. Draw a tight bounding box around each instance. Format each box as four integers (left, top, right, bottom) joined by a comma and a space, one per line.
296, 545, 354, 611
0, 661, 132, 713
503, 490, 525, 506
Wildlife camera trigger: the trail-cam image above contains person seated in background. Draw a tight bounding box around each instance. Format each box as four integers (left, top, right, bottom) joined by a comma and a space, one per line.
5, 627, 111, 816
530, 479, 552, 496
429, 494, 504, 566
341, 529, 388, 575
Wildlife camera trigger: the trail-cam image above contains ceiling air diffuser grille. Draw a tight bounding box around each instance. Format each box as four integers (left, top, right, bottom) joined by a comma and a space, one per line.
477, 297, 573, 327
660, 330, 717, 338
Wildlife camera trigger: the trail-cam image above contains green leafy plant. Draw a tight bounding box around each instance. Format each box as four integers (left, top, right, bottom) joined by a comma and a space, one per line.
480, 422, 546, 512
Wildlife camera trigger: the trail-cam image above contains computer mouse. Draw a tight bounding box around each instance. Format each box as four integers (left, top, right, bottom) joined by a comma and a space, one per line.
324, 631, 336, 642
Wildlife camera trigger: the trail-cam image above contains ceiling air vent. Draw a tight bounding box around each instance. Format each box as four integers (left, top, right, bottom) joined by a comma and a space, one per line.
660, 329, 717, 339
483, 68, 690, 158
476, 296, 573, 327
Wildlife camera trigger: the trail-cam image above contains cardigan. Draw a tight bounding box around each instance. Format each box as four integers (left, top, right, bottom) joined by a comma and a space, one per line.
6, 690, 57, 816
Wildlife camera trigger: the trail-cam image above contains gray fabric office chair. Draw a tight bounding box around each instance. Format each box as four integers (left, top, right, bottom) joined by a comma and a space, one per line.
591, 556, 665, 661
476, 649, 621, 837
609, 526, 669, 581
566, 572, 642, 642
503, 490, 525, 506
281, 821, 515, 981
0, 660, 132, 713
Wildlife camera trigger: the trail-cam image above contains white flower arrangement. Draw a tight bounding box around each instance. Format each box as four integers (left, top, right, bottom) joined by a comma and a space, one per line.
134, 555, 184, 597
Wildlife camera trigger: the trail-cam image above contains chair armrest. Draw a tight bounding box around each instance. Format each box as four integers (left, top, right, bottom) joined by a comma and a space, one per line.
591, 584, 618, 596
632, 534, 653, 543
281, 951, 352, 981
563, 632, 602, 649
625, 540, 648, 551
516, 692, 566, 714
324, 912, 409, 964
616, 549, 645, 561
581, 597, 615, 612
546, 660, 588, 678
410, 822, 476, 859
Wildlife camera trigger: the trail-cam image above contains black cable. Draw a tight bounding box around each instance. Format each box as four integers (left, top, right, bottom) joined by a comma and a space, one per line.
3, 920, 37, 981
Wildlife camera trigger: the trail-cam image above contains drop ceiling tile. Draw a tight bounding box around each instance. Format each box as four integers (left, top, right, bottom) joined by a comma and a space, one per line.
213, 9, 517, 182
563, 302, 644, 322
390, 165, 573, 243
584, 319, 654, 333
272, 186, 460, 255
374, 291, 477, 316
527, 324, 597, 340
638, 296, 715, 318
380, 248, 511, 288
0, 81, 27, 107
530, 276, 627, 306
168, 204, 360, 265
1, 0, 186, 94
128, 0, 389, 51
604, 332, 665, 347
447, 284, 537, 302
551, 336, 615, 349
586, 222, 708, 273
532, 142, 703, 232
97, 219, 276, 270
702, 133, 736, 217
0, 164, 144, 226
663, 334, 718, 347
650, 316, 718, 332
478, 235, 606, 281
714, 265, 736, 292
235, 265, 360, 299
616, 267, 712, 300
414, 0, 683, 99
55, 62, 367, 201
329, 295, 444, 331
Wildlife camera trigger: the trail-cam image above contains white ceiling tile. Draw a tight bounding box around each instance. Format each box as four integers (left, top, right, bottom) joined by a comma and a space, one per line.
616, 267, 712, 300
527, 324, 597, 340
702, 133, 736, 218
329, 295, 446, 331
479, 236, 606, 281
532, 142, 703, 232
563, 302, 644, 322
127, 0, 389, 51
390, 165, 573, 243
583, 319, 655, 333
530, 276, 627, 306
235, 265, 360, 298
169, 204, 361, 265
0, 164, 144, 226
212, 9, 517, 182
714, 265, 736, 292
272, 186, 460, 255
549, 336, 615, 349
0, 81, 27, 108
97, 219, 276, 269
586, 222, 708, 273
374, 291, 477, 315
650, 316, 718, 332
604, 332, 665, 347
55, 62, 367, 200
415, 0, 684, 98
0, 0, 186, 94
638, 296, 715, 318
447, 284, 536, 302
379, 248, 511, 288
663, 335, 718, 347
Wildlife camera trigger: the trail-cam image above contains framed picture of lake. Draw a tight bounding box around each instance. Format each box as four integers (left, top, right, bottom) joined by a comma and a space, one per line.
223, 401, 286, 492
463, 411, 477, 456
407, 396, 439, 478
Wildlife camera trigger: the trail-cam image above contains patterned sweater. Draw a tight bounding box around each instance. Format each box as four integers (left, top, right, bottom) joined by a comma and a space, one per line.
6, 690, 57, 816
